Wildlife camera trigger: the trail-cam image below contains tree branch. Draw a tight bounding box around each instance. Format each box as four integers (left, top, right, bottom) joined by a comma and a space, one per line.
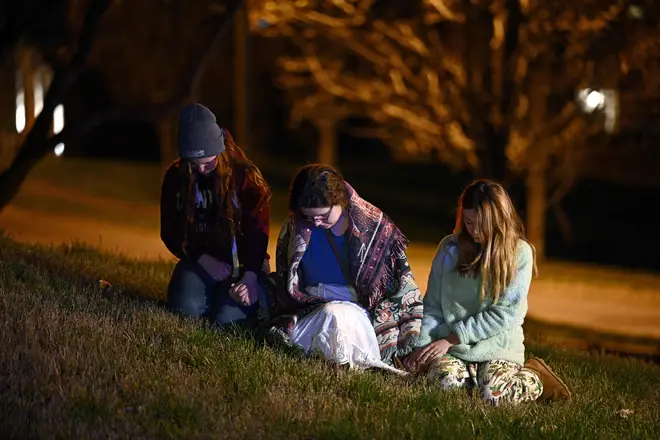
0, 2, 39, 68
531, 102, 577, 143
0, 0, 113, 212
0, 0, 242, 213
425, 0, 464, 23
256, 0, 628, 178
49, 0, 243, 152
20, 0, 113, 159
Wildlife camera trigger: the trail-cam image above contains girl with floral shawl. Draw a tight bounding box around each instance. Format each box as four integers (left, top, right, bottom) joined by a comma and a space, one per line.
267, 165, 424, 373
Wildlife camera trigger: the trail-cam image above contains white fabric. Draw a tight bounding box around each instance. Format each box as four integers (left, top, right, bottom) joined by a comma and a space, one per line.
291, 285, 406, 375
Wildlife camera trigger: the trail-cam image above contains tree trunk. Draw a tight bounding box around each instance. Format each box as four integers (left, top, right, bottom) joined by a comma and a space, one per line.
525, 67, 551, 260
0, 119, 56, 211
526, 161, 547, 260
476, 126, 509, 183
0, 61, 64, 212
233, 3, 250, 151
157, 116, 177, 168
316, 119, 337, 166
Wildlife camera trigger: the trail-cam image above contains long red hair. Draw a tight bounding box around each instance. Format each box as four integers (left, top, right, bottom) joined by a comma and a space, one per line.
178, 129, 270, 248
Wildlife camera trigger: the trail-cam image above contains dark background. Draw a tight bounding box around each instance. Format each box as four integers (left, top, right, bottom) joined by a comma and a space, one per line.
2, 1, 658, 272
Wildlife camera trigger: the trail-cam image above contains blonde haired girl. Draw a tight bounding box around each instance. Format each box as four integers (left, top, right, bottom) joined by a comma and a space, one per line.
406, 179, 571, 405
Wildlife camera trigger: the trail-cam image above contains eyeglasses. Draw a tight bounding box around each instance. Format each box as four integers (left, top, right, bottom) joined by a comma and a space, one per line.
299, 207, 333, 223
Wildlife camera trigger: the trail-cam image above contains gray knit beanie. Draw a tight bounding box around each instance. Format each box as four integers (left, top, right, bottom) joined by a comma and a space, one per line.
177, 103, 226, 159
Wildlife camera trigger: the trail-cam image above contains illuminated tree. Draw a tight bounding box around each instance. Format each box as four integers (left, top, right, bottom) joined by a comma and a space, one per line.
251, 0, 657, 258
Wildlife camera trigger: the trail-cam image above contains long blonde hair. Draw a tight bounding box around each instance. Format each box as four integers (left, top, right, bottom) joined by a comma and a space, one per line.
453, 179, 537, 303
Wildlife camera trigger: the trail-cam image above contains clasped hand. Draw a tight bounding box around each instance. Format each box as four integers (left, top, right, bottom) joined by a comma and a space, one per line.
228, 271, 259, 307
198, 255, 259, 306
404, 338, 455, 373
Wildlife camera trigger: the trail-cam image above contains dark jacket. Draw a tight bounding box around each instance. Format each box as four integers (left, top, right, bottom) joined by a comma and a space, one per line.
160, 159, 270, 273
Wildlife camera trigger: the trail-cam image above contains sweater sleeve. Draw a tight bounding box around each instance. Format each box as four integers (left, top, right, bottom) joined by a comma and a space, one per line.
160, 164, 187, 259
417, 239, 453, 347
452, 241, 534, 345
237, 169, 271, 273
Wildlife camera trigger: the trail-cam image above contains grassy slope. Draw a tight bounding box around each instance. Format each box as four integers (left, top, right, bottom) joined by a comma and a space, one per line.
0, 235, 659, 439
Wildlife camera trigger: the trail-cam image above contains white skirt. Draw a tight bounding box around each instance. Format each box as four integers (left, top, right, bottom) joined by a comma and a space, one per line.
290, 293, 405, 375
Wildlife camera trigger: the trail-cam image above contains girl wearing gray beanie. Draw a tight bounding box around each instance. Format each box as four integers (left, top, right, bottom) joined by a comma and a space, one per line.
160, 103, 271, 327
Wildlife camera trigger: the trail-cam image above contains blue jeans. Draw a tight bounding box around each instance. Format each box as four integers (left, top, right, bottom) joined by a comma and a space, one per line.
167, 259, 259, 327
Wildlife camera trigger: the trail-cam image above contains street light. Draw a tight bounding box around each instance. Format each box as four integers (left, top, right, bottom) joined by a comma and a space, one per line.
577, 89, 605, 113
577, 88, 618, 133
53, 104, 65, 156
15, 90, 26, 134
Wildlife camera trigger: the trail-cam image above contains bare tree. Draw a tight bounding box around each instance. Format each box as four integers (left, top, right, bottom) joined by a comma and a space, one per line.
0, 0, 243, 213
251, 0, 648, 258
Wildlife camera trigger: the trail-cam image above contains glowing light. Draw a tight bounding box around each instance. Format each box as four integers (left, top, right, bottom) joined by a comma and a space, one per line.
602, 89, 618, 134
53, 104, 65, 134
578, 89, 605, 113
577, 88, 618, 133
628, 6, 644, 19
34, 74, 43, 117
53, 104, 65, 156
15, 91, 26, 133
585, 90, 605, 111
15, 66, 26, 133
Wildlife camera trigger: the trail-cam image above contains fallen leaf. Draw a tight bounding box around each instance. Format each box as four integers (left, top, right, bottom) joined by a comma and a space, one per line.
617, 409, 634, 419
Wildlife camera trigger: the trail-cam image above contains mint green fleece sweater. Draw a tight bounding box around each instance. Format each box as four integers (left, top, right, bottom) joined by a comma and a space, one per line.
417, 235, 534, 365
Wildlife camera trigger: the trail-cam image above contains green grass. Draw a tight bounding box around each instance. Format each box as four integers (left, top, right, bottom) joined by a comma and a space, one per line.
0, 234, 659, 439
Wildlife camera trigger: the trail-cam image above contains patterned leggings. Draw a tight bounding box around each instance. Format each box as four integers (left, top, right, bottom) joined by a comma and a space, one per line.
427, 354, 543, 406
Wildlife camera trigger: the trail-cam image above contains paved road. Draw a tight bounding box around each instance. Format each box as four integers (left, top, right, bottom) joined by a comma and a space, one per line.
2, 182, 660, 342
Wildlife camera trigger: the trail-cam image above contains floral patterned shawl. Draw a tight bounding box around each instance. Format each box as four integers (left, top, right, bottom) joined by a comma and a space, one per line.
269, 183, 424, 363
